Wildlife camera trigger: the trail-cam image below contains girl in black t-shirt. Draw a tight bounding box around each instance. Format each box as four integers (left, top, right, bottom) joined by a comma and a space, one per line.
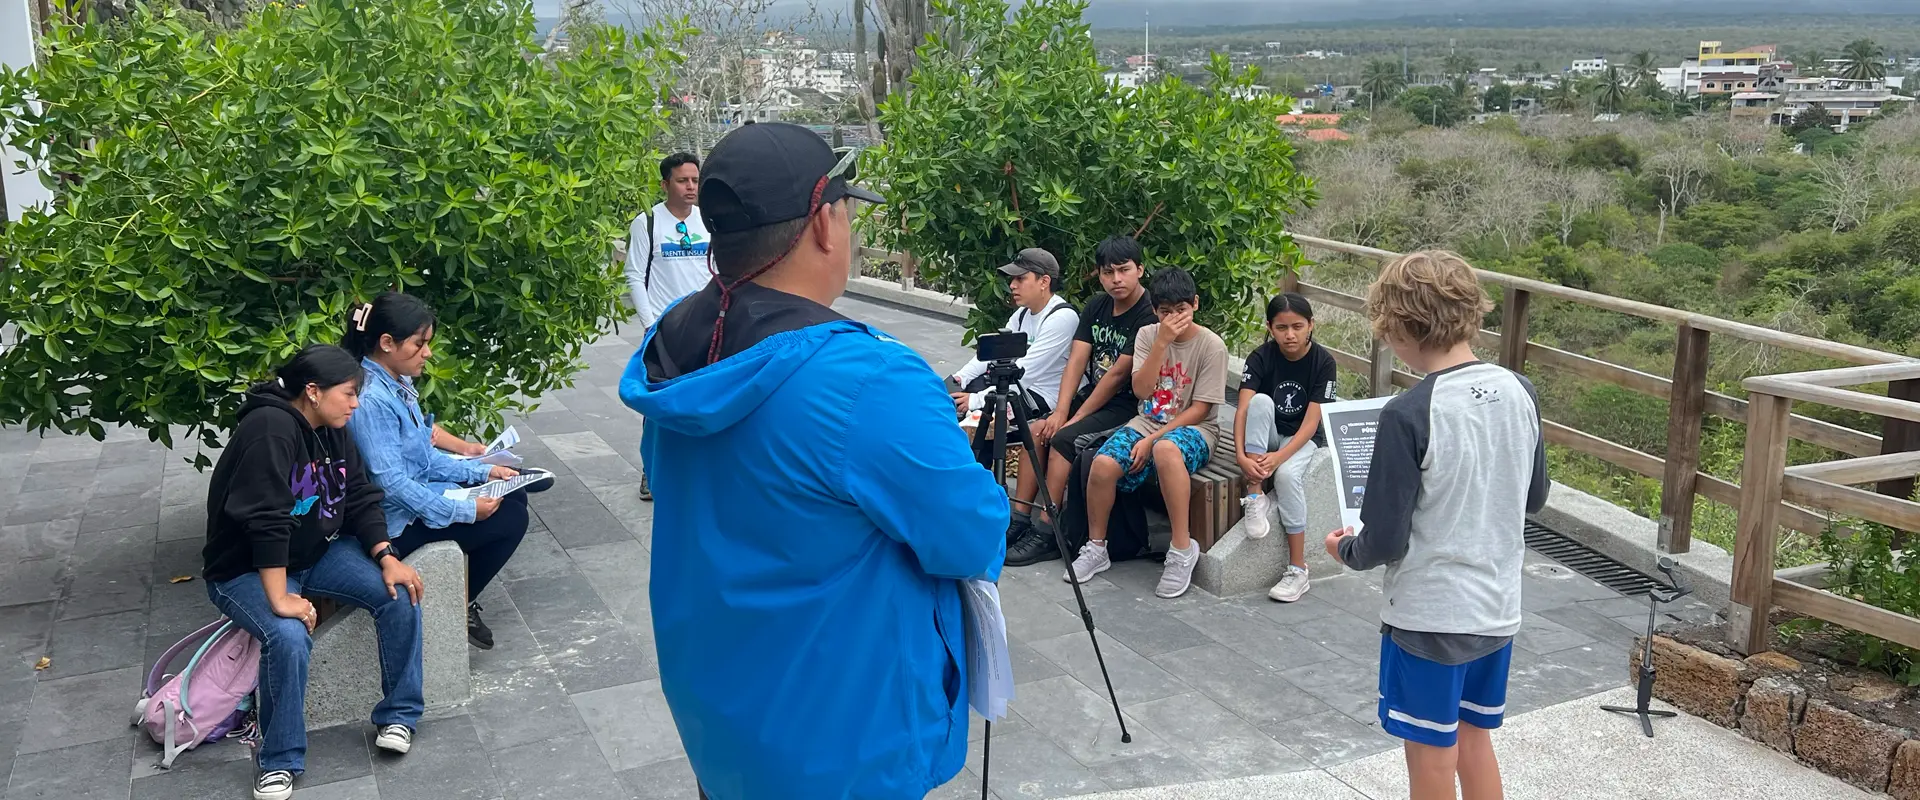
1233, 293, 1339, 603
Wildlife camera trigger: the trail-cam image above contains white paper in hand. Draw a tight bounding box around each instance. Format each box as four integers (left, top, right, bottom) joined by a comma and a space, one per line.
960, 579, 1015, 721
451, 426, 524, 467
442, 468, 553, 502
1320, 396, 1393, 533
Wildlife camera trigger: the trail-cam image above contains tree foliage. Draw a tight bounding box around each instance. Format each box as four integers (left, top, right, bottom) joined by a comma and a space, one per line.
870, 0, 1314, 345
1841, 38, 1888, 82
0, 0, 683, 456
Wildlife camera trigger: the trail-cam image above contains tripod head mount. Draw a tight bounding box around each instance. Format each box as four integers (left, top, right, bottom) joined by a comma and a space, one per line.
1651, 556, 1694, 604
976, 329, 1029, 392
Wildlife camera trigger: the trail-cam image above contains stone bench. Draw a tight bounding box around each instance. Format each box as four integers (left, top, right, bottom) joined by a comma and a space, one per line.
1191, 444, 1350, 597
304, 541, 470, 729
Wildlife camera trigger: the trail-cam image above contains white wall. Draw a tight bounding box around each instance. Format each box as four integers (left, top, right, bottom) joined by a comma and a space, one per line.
2, 0, 50, 222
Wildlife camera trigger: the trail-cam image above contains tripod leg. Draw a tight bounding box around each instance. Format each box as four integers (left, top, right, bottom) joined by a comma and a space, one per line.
1005, 391, 1132, 744
980, 720, 991, 800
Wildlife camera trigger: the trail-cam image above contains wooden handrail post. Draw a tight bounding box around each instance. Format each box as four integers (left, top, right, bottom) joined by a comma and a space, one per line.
1659, 324, 1711, 554
1280, 270, 1300, 295
1877, 378, 1920, 502
1729, 392, 1793, 655
1499, 288, 1531, 372
900, 251, 916, 291
1369, 337, 1395, 398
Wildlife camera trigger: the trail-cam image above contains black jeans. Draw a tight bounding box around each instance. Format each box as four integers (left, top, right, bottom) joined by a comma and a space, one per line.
391, 490, 529, 602
1048, 393, 1135, 466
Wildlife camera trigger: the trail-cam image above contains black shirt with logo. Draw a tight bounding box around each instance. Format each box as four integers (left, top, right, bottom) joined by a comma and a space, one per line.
1073, 293, 1158, 413
1241, 340, 1339, 445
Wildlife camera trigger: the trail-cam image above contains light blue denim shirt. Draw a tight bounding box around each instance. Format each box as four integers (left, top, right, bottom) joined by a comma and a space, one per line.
346, 358, 492, 539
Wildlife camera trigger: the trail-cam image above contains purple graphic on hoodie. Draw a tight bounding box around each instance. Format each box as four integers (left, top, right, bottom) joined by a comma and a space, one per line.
289, 461, 346, 518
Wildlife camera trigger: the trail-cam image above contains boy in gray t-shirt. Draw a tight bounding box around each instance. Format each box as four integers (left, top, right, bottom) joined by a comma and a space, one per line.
1325, 250, 1548, 800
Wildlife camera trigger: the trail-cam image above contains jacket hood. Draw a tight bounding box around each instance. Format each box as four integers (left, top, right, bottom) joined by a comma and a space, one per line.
620, 317, 874, 438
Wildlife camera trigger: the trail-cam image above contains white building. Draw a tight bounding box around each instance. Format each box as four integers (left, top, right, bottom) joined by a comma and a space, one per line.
1771, 88, 1914, 131
829, 51, 856, 69
1570, 57, 1608, 75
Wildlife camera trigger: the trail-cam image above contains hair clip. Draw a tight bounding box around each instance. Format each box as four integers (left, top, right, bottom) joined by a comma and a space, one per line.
275, 376, 286, 388
351, 303, 373, 332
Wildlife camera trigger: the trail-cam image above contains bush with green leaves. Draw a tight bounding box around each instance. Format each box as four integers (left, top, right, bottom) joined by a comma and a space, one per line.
0, 0, 681, 461
1787, 517, 1920, 685
868, 0, 1314, 346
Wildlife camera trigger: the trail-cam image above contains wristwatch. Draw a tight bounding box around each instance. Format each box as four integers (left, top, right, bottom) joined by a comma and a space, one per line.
375, 548, 400, 565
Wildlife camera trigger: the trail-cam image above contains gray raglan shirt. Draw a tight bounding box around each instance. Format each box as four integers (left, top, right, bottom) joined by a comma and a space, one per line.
1338, 361, 1549, 664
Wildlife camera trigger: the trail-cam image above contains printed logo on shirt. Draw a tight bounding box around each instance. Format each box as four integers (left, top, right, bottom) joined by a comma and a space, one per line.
1087, 322, 1130, 384
1140, 361, 1192, 423
1468, 384, 1503, 403
657, 239, 709, 257
289, 460, 347, 519
1272, 380, 1306, 417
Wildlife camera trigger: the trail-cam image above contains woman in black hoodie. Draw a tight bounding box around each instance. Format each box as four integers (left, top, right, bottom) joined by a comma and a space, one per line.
202, 345, 427, 800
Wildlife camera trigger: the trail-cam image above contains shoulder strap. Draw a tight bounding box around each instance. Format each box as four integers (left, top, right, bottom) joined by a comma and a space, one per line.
641, 210, 656, 289
145, 619, 228, 697
1040, 302, 1074, 325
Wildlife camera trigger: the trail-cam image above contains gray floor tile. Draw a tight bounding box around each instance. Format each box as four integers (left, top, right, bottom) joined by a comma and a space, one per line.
1520, 560, 1626, 611
19, 667, 142, 755
1284, 609, 1384, 663
1125, 692, 1310, 779
60, 562, 151, 621
1261, 709, 1399, 767
1003, 674, 1166, 766
1279, 658, 1380, 726
129, 745, 256, 800
0, 603, 54, 678
2, 489, 87, 526
1505, 642, 1630, 715
573, 679, 685, 773
0, 725, 21, 796
1170, 603, 1341, 672
79, 489, 163, 534
71, 525, 157, 569
492, 732, 624, 800
1090, 750, 1212, 792
1062, 590, 1213, 657
159, 471, 212, 509
617, 757, 701, 800
585, 481, 655, 542
1149, 643, 1336, 727
0, 559, 64, 610
1539, 601, 1644, 650
467, 595, 547, 677
21, 461, 99, 495
998, 561, 1118, 605
498, 529, 578, 583
4, 737, 134, 800
972, 728, 1108, 799
1008, 638, 1065, 686
1096, 559, 1222, 611
470, 661, 590, 752
90, 463, 163, 499
1302, 573, 1384, 619
508, 575, 657, 693
43, 609, 146, 680
1027, 630, 1190, 708
0, 519, 78, 563
28, 435, 102, 465
97, 440, 168, 469
526, 410, 591, 437
294, 776, 381, 800
927, 768, 997, 800
532, 477, 637, 549
1001, 581, 1091, 644
1513, 610, 1599, 656
371, 714, 503, 800
541, 432, 623, 463
301, 723, 376, 789
1234, 589, 1349, 627
156, 504, 206, 543
569, 540, 652, 626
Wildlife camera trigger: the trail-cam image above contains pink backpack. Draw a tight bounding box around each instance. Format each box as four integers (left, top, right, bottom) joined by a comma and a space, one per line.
132, 619, 262, 768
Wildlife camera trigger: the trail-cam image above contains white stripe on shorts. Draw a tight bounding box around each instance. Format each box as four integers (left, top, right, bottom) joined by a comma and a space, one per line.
1459, 700, 1505, 716
1386, 708, 1459, 733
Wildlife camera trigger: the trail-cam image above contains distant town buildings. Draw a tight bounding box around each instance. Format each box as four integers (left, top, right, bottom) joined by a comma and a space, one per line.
1569, 58, 1609, 75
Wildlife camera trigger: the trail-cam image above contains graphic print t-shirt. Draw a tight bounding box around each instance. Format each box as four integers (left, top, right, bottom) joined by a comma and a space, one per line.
1072, 293, 1158, 413
1242, 340, 1340, 445
639, 204, 712, 324
1125, 323, 1230, 452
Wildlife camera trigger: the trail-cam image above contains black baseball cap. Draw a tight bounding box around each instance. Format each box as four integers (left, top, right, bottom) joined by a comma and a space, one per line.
997, 248, 1061, 282
698, 123, 887, 235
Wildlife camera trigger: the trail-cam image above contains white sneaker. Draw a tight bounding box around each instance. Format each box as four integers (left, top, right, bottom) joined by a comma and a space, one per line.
1063, 541, 1111, 583
1157, 543, 1199, 598
1268, 565, 1311, 603
254, 770, 294, 800
374, 724, 414, 755
1240, 492, 1273, 539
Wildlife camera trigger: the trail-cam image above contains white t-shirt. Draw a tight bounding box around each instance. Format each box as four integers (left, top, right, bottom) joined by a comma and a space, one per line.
951, 295, 1081, 414
626, 203, 711, 329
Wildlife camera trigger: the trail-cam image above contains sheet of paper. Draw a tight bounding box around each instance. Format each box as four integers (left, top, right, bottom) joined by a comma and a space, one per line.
442, 468, 552, 502
450, 426, 523, 466
960, 579, 1015, 721
1319, 396, 1394, 533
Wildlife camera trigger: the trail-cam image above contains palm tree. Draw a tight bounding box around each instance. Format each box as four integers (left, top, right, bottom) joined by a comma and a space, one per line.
1798, 50, 1826, 76
1547, 79, 1580, 112
1360, 60, 1406, 111
1597, 66, 1630, 114
1627, 51, 1658, 86
1443, 52, 1477, 78
1842, 39, 1887, 82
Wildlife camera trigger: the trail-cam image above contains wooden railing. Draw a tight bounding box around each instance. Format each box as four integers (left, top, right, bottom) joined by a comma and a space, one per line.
1286, 233, 1914, 559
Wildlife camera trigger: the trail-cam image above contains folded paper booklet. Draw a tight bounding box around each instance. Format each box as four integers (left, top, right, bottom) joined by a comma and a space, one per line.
960, 579, 1015, 721
450, 426, 523, 467
442, 468, 553, 502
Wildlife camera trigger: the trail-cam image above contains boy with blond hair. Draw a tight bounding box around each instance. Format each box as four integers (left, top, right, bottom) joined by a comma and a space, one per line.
1324, 250, 1548, 800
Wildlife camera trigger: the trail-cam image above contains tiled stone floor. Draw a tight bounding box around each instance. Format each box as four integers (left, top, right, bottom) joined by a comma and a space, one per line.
0, 296, 1717, 799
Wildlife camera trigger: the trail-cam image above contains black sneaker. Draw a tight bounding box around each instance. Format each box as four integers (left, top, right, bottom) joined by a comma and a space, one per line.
639, 473, 653, 502
1006, 517, 1033, 547
254, 770, 293, 800
1004, 527, 1062, 567
467, 602, 495, 650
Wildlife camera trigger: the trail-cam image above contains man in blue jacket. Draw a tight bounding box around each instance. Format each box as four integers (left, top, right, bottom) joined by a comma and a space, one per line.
619, 122, 1010, 799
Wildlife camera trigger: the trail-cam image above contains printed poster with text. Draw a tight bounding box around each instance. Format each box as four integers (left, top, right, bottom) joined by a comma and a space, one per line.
1320, 396, 1393, 533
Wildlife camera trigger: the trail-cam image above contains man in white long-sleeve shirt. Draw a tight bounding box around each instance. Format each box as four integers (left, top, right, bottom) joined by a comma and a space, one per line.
626, 153, 710, 332
948, 248, 1081, 544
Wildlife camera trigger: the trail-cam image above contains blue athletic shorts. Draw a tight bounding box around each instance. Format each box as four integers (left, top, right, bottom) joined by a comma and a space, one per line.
1377, 634, 1513, 748
1096, 426, 1210, 493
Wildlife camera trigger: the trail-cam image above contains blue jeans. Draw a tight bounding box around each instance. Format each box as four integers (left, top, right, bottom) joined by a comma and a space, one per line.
208, 538, 426, 774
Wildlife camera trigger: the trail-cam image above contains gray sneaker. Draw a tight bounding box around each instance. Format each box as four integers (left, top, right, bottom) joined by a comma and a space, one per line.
1240, 492, 1273, 539
1268, 565, 1311, 603
1156, 543, 1199, 598
1063, 541, 1111, 584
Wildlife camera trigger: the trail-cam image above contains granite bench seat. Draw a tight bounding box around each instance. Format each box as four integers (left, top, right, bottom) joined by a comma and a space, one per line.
303, 541, 471, 729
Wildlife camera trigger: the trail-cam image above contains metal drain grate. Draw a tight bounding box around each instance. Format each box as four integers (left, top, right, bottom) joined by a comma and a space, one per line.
1524, 521, 1662, 597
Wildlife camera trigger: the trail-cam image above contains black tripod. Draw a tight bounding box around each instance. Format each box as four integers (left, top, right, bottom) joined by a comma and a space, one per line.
1601, 557, 1694, 738
968, 357, 1130, 799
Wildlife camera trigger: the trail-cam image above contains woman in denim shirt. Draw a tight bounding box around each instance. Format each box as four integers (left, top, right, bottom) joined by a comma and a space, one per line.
344, 293, 538, 649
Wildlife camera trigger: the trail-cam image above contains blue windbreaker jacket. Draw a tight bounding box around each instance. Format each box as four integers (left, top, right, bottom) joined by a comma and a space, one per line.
618, 296, 1008, 800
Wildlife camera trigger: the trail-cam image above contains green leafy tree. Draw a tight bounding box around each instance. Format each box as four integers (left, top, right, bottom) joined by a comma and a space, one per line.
1788, 102, 1833, 136
1596, 66, 1629, 114
0, 0, 683, 455
1546, 78, 1581, 112
1442, 52, 1477, 78
1842, 38, 1888, 83
1397, 85, 1468, 127
1360, 59, 1406, 111
1627, 51, 1659, 87
870, 0, 1314, 345
1483, 83, 1514, 113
